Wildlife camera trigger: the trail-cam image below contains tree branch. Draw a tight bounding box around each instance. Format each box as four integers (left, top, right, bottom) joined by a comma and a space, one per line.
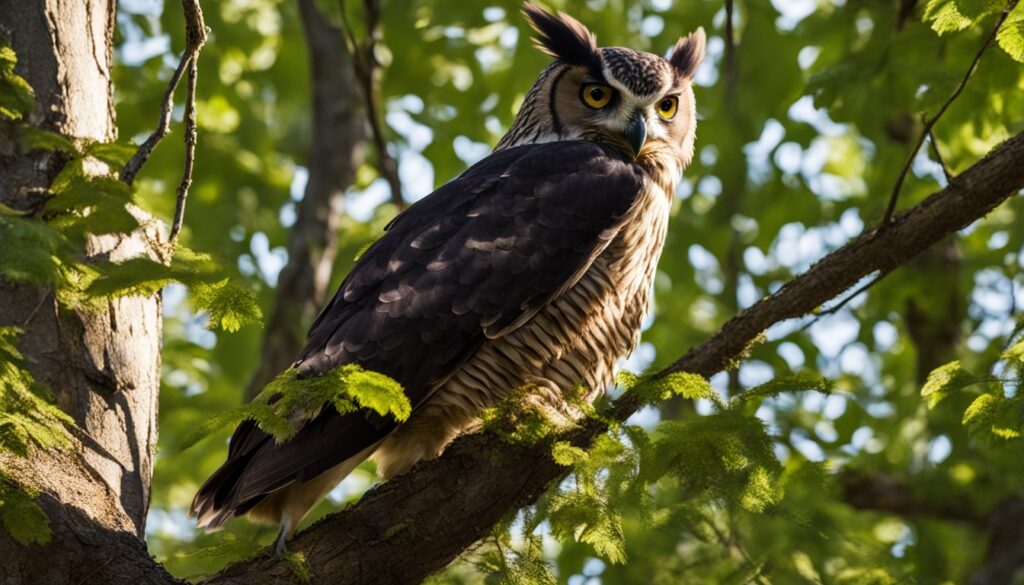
167, 51, 199, 252
882, 0, 1017, 224
838, 472, 1024, 585
839, 470, 980, 523
969, 497, 1024, 585
244, 0, 368, 399
204, 131, 1024, 584
120, 0, 206, 188
338, 0, 404, 209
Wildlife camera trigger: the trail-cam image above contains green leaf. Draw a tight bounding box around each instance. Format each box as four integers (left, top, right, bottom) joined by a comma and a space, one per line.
997, 12, 1024, 62
547, 490, 627, 564
86, 257, 175, 298
0, 327, 74, 457
45, 170, 139, 236
283, 551, 311, 583
739, 466, 781, 513
175, 405, 252, 453
1003, 339, 1024, 371
0, 46, 34, 121
86, 141, 138, 169
923, 0, 1001, 35
18, 126, 77, 154
0, 475, 51, 545
921, 360, 978, 408
0, 46, 16, 72
335, 366, 411, 420
962, 393, 1024, 442
734, 371, 834, 403
621, 371, 719, 407
184, 365, 409, 447
0, 215, 70, 286
551, 441, 588, 467
189, 278, 263, 332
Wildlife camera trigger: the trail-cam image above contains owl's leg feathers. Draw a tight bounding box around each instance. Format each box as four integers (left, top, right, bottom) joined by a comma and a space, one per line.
520, 376, 589, 429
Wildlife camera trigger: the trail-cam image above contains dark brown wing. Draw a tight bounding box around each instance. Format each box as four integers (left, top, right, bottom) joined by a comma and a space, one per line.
192, 141, 645, 526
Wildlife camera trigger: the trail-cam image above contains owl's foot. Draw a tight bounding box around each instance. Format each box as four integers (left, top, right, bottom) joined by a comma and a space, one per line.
274, 527, 288, 557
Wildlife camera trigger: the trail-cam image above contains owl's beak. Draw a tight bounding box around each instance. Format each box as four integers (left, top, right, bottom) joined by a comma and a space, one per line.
623, 112, 647, 158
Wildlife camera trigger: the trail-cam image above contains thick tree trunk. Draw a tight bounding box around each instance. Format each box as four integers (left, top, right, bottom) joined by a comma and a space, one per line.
0, 1, 171, 583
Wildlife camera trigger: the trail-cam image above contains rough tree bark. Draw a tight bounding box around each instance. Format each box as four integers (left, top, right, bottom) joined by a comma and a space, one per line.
0, 1, 168, 583
244, 0, 367, 400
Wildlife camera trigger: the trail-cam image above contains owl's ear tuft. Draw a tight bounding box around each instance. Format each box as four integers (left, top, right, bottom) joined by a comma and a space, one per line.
668, 27, 707, 79
522, 3, 601, 69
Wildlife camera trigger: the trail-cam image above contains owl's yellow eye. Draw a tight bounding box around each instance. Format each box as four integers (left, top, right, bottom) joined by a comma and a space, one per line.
580, 83, 613, 109
656, 96, 679, 119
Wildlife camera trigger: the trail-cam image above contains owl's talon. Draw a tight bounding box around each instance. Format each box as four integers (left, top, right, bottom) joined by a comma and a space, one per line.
274, 528, 288, 557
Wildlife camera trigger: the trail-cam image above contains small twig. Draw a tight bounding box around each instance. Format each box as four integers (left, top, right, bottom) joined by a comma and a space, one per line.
119, 56, 190, 186
338, 0, 404, 209
796, 270, 888, 333
169, 54, 199, 251
20, 288, 51, 328
927, 127, 953, 183
882, 0, 1018, 225
121, 0, 207, 187
707, 517, 772, 585
120, 0, 206, 259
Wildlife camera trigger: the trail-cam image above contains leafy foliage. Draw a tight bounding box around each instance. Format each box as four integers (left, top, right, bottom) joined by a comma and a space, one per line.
0, 44, 33, 120
0, 472, 51, 546
190, 278, 264, 333
180, 364, 408, 449
0, 327, 74, 458
922, 340, 1024, 443
0, 43, 263, 552
0, 327, 74, 546
618, 370, 720, 406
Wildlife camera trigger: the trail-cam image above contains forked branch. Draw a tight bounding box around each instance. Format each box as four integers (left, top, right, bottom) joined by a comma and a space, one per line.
882, 0, 1019, 224
120, 0, 207, 254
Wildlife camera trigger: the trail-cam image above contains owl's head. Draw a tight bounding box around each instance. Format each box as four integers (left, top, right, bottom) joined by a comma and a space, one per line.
497, 3, 706, 170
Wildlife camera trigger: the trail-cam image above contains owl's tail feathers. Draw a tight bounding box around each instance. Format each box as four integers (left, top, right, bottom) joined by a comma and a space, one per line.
191, 407, 397, 535
191, 446, 265, 532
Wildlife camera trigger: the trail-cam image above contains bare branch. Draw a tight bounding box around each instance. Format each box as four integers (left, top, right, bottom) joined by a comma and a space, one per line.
338, 0, 404, 209
119, 56, 189, 187
205, 130, 1024, 585
794, 269, 888, 334
840, 470, 981, 523
969, 497, 1024, 585
927, 127, 953, 183
882, 0, 1018, 225
120, 0, 207, 188
168, 53, 199, 251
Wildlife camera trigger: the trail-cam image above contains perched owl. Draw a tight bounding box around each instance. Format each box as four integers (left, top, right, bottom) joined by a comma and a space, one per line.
192, 3, 705, 552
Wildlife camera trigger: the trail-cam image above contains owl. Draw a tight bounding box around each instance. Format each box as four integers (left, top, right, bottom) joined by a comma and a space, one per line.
192, 3, 706, 553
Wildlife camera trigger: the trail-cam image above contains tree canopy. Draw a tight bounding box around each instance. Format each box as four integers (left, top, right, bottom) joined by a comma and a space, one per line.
2, 0, 1024, 583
